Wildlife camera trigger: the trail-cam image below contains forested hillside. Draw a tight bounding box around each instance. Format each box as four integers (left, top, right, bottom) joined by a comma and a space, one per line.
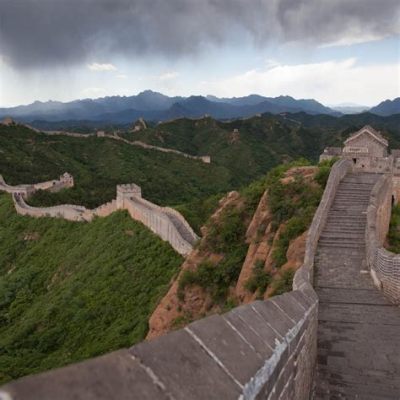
0, 195, 182, 384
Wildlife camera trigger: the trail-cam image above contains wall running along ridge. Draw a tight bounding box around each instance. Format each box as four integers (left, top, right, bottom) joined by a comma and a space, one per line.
366, 174, 400, 303
35, 127, 211, 163
124, 196, 196, 256
0, 173, 73, 197
99, 133, 211, 163
0, 159, 352, 400
1, 175, 197, 256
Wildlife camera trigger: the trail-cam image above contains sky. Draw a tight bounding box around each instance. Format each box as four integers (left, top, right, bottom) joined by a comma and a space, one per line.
0, 0, 399, 108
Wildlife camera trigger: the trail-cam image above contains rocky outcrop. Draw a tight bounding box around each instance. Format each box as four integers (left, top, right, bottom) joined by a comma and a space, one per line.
147, 191, 239, 338
235, 166, 317, 303
148, 167, 319, 338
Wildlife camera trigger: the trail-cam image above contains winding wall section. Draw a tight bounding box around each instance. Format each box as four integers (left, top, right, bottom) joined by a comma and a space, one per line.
1, 176, 197, 256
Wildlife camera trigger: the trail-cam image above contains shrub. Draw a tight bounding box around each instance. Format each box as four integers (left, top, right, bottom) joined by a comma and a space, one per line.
178, 246, 247, 303
315, 158, 336, 187
245, 259, 271, 297
272, 269, 295, 296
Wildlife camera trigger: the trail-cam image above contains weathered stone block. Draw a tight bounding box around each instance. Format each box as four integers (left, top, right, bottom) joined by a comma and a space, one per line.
270, 293, 306, 323
0, 350, 166, 400
224, 304, 281, 359
130, 328, 241, 400
188, 314, 262, 386
251, 300, 296, 337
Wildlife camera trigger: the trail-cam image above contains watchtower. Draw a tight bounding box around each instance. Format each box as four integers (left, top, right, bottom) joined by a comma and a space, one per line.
116, 184, 142, 208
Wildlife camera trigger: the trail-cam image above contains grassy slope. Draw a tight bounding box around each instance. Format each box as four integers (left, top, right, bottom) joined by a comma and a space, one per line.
0, 194, 182, 384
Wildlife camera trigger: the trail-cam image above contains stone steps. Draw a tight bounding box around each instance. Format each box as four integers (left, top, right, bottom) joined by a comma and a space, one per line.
332, 198, 370, 203
320, 233, 365, 240
325, 223, 366, 228
326, 218, 366, 224
322, 223, 366, 230
317, 241, 365, 249
314, 172, 400, 398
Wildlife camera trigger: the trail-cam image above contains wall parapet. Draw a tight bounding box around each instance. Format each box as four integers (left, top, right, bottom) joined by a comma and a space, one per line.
13, 193, 88, 222
365, 174, 400, 303
7, 176, 197, 256
0, 173, 73, 198
125, 197, 195, 255
294, 159, 353, 290
0, 160, 352, 400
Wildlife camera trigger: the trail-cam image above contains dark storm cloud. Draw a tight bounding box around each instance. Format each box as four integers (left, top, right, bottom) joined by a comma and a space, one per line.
0, 0, 399, 68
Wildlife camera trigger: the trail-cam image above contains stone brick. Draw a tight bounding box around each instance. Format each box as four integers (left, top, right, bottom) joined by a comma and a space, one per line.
129, 328, 241, 400
251, 300, 295, 337
0, 350, 166, 400
188, 314, 263, 386
223, 306, 277, 359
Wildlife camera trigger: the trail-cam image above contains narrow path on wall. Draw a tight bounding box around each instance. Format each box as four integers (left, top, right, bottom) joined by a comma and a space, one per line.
162, 209, 197, 244
314, 173, 400, 399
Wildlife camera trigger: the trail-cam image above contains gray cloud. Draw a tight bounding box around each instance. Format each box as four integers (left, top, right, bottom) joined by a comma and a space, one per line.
0, 0, 399, 68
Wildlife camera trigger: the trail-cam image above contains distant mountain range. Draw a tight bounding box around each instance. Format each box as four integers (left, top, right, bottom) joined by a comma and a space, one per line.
329, 103, 370, 114
369, 98, 400, 116
0, 91, 398, 124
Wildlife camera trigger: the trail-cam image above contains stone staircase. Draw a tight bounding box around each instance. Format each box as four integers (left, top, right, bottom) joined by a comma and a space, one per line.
314, 172, 400, 399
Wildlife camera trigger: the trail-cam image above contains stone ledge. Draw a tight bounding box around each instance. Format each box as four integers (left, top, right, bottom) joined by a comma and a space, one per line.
0, 350, 166, 400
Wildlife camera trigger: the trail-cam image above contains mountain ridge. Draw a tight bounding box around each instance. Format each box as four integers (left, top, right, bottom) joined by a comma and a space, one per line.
0, 91, 340, 122
369, 97, 400, 116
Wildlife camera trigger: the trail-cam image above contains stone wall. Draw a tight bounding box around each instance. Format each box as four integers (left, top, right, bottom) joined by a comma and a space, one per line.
0, 173, 73, 197
13, 193, 88, 222
161, 206, 199, 241
117, 185, 199, 255
33, 173, 74, 193
5, 175, 197, 256
0, 175, 34, 197
344, 133, 387, 158
91, 200, 118, 218
127, 138, 211, 164
98, 132, 211, 164
350, 155, 393, 174
366, 174, 400, 303
125, 197, 194, 256
0, 159, 353, 400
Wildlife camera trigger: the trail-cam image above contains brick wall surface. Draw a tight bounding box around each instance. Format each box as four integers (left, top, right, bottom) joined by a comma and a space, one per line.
366, 174, 400, 303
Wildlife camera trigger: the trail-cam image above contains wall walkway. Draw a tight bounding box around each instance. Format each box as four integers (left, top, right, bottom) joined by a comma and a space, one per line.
0, 175, 34, 197
0, 173, 72, 197
314, 172, 400, 398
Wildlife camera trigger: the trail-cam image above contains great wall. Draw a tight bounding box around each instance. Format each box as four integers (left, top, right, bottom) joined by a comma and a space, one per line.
5, 116, 211, 164
0, 174, 198, 256
1, 125, 400, 399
